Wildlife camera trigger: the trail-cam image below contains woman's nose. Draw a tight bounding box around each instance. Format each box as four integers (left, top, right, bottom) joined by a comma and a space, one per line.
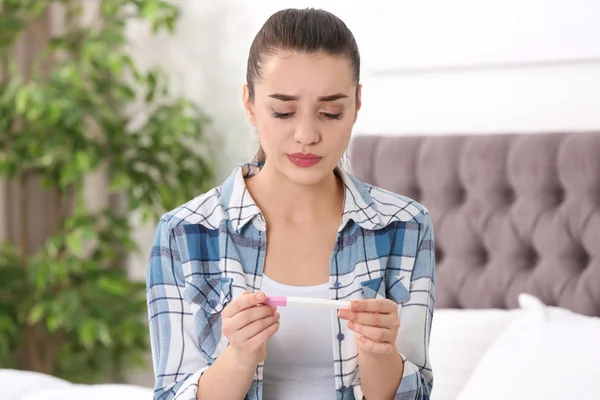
293, 117, 320, 145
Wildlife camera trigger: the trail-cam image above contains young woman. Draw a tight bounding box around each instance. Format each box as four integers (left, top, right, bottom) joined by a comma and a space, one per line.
147, 8, 434, 400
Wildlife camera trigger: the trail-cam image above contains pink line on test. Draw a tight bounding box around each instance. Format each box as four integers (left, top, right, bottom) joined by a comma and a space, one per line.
265, 296, 287, 306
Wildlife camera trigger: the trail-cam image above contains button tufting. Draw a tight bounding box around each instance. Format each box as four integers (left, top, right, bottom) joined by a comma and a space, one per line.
580, 251, 591, 269
504, 187, 516, 203
435, 247, 443, 263
524, 248, 539, 267
555, 188, 566, 204
478, 248, 489, 265
412, 186, 422, 200
456, 187, 467, 204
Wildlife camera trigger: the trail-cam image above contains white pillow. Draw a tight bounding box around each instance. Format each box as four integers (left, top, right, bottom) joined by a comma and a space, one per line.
429, 308, 519, 400
0, 369, 153, 400
21, 384, 153, 400
457, 294, 600, 400
0, 369, 73, 400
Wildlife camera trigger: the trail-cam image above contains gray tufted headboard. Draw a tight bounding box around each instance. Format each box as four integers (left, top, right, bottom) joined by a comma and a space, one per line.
349, 133, 600, 317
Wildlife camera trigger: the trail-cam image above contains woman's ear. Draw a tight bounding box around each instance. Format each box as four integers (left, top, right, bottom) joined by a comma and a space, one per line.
242, 84, 256, 126
354, 84, 362, 123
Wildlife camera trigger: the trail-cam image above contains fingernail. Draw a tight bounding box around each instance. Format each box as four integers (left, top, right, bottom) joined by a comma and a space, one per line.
339, 310, 348, 319
271, 305, 278, 312
348, 321, 355, 329
256, 292, 266, 301
351, 302, 359, 311
274, 312, 280, 320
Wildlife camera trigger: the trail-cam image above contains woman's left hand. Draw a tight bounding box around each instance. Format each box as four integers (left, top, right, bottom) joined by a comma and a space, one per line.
338, 299, 400, 355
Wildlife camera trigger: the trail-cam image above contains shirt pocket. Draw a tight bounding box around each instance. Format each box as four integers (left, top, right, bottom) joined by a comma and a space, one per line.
183, 276, 233, 362
360, 276, 386, 300
360, 275, 409, 304
183, 276, 233, 314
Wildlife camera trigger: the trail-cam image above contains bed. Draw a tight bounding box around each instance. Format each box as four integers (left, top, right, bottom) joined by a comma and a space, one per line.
349, 132, 600, 400
0, 368, 153, 400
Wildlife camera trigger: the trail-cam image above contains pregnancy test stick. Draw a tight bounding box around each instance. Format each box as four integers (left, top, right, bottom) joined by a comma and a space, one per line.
265, 296, 350, 310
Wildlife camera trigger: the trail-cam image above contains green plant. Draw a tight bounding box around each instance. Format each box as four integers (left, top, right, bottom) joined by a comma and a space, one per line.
0, 0, 214, 382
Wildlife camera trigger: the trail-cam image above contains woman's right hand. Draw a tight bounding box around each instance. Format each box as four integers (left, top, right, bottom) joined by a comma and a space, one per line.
221, 291, 280, 367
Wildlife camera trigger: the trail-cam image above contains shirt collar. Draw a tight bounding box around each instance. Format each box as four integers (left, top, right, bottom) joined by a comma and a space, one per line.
221, 162, 384, 233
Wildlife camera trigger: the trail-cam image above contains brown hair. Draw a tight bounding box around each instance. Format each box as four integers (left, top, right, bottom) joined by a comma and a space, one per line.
246, 8, 360, 162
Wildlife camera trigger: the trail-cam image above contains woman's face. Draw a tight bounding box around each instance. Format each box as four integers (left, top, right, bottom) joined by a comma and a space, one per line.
243, 51, 361, 186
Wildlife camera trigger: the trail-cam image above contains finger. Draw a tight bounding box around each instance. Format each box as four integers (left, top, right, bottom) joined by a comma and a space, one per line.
347, 321, 396, 343
339, 310, 399, 329
350, 299, 397, 314
236, 312, 280, 342
355, 334, 396, 355
226, 304, 276, 331
222, 292, 268, 318
244, 319, 280, 350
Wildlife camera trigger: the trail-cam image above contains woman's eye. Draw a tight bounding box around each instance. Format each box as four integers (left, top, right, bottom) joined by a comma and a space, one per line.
322, 112, 343, 120
271, 111, 343, 120
272, 111, 294, 119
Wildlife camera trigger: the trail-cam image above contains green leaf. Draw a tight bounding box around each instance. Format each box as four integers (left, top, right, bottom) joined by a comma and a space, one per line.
27, 303, 45, 325
100, 0, 123, 17
65, 232, 83, 257
97, 322, 112, 346
157, 183, 172, 206
14, 86, 29, 114
28, 1, 49, 18
0, 314, 17, 334
75, 151, 92, 171
98, 276, 127, 296
145, 70, 157, 103
109, 172, 129, 190
0, 13, 26, 34
140, 0, 159, 21
79, 320, 97, 349
33, 270, 45, 291
47, 315, 63, 333
0, 241, 18, 261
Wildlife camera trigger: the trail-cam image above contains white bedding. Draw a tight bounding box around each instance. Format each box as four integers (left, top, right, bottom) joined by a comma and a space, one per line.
456, 294, 600, 400
431, 294, 600, 400
0, 369, 153, 400
429, 307, 520, 400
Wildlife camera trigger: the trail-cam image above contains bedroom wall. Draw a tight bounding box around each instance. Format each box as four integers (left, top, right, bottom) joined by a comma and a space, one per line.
354, 0, 600, 135
354, 61, 600, 135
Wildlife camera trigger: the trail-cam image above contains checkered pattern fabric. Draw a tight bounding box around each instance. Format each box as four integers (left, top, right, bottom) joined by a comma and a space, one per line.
147, 162, 435, 400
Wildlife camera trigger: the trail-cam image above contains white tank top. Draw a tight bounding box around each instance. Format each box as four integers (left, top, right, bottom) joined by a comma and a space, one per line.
261, 274, 336, 400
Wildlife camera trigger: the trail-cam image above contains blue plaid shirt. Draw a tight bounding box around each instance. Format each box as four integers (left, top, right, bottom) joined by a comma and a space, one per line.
147, 162, 435, 400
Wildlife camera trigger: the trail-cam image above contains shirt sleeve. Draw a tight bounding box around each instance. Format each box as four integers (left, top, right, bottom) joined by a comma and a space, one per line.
394, 214, 435, 400
147, 218, 208, 400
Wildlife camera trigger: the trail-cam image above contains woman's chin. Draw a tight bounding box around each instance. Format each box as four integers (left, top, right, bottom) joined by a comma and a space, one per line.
282, 163, 336, 186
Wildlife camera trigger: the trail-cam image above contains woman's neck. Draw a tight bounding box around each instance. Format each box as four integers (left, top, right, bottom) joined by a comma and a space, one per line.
245, 162, 344, 225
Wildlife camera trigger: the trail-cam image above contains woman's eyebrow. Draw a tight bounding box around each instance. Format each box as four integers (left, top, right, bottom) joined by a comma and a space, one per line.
318, 93, 348, 102
267, 93, 349, 102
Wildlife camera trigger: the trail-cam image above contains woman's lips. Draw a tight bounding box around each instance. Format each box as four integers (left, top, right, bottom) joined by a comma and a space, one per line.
286, 153, 322, 167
